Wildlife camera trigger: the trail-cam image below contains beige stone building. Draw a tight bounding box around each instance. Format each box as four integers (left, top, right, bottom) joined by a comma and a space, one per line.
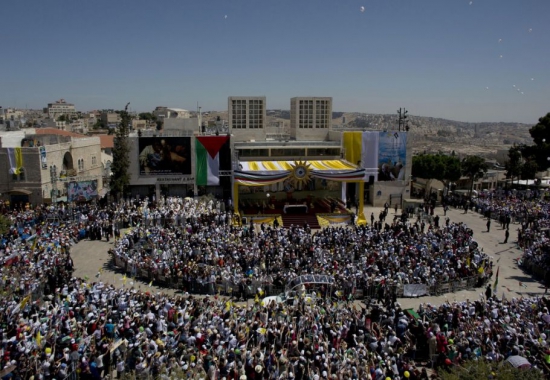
101, 112, 121, 127
0, 129, 104, 206
290, 97, 332, 140
228, 97, 266, 142
43, 99, 78, 120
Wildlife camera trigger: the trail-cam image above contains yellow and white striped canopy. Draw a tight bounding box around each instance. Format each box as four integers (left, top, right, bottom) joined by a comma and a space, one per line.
239, 160, 357, 172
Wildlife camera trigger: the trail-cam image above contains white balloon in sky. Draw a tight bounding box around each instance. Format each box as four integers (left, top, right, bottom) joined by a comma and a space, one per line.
521, 92, 524, 95
485, 87, 489, 90
528, 28, 532, 33
224, 15, 228, 19
469, 1, 473, 5
499, 55, 503, 59
360, 6, 365, 13
531, 78, 534, 81
513, 85, 516, 87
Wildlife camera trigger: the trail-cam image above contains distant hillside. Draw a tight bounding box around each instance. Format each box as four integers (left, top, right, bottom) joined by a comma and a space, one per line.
204, 109, 534, 160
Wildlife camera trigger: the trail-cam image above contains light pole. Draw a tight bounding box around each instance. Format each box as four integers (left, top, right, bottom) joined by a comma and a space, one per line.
50, 165, 57, 205
397, 108, 408, 132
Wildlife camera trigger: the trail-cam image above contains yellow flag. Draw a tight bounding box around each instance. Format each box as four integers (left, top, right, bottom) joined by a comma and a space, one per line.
14, 147, 23, 175
20, 295, 31, 309
254, 294, 259, 303
466, 256, 471, 268
122, 275, 127, 285
225, 301, 232, 312
148, 281, 153, 287
36, 331, 42, 347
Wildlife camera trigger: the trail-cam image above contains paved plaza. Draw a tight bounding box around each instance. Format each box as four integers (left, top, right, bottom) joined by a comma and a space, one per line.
70, 204, 546, 309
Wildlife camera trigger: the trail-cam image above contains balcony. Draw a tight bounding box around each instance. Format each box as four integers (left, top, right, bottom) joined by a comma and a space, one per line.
59, 169, 77, 179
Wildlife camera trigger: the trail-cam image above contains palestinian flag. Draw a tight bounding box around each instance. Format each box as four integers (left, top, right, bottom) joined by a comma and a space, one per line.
195, 136, 230, 186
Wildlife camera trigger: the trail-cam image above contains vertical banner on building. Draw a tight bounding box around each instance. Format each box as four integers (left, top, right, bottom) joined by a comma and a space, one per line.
195, 136, 230, 186
342, 131, 379, 180
40, 146, 47, 169
378, 131, 407, 181
7, 147, 23, 175
361, 131, 380, 180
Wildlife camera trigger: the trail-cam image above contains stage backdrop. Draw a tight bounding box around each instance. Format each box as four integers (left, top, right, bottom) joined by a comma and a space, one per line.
343, 131, 408, 182
138, 137, 191, 176
377, 131, 407, 181
68, 180, 98, 202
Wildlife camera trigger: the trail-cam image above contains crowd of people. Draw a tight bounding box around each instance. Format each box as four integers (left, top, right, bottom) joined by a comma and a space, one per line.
1, 194, 547, 379
109, 197, 493, 300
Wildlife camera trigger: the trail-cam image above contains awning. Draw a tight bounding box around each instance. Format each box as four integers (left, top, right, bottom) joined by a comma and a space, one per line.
240, 160, 357, 172
235, 159, 365, 186
5, 189, 32, 195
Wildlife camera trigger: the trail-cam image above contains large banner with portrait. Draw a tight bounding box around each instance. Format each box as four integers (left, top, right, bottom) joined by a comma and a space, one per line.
138, 137, 191, 176
378, 131, 407, 181
68, 180, 98, 202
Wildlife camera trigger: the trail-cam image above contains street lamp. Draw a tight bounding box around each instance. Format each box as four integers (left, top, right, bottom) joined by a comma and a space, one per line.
50, 165, 57, 205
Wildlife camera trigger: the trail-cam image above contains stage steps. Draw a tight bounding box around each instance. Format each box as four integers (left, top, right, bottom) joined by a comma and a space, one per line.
282, 213, 321, 229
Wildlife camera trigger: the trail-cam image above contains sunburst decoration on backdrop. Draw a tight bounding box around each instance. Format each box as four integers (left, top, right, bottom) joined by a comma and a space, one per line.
290, 160, 312, 187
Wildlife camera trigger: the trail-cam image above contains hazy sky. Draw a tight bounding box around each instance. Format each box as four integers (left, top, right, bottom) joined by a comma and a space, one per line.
2, 0, 548, 123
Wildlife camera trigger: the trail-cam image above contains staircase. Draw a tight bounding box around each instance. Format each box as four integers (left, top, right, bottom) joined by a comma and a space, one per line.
282, 213, 321, 229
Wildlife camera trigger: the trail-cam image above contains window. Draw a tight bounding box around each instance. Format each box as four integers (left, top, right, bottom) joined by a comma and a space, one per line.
307, 148, 340, 157
271, 148, 306, 157
18, 168, 25, 181
239, 149, 269, 157
92, 156, 97, 166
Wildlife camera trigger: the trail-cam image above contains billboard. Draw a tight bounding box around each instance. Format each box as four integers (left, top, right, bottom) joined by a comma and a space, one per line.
378, 131, 407, 181
138, 137, 191, 176
68, 180, 98, 202
39, 146, 47, 169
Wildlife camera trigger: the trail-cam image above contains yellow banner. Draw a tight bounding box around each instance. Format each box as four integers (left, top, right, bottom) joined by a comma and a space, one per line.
343, 132, 362, 165
15, 147, 23, 175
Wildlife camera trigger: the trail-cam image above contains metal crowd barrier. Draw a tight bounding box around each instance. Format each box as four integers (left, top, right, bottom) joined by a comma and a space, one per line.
111, 254, 285, 298
112, 253, 485, 299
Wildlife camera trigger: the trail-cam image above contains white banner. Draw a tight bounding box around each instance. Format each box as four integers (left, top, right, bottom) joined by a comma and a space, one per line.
403, 284, 429, 297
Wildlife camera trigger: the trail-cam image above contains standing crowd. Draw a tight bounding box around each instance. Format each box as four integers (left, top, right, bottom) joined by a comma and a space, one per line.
0, 194, 547, 379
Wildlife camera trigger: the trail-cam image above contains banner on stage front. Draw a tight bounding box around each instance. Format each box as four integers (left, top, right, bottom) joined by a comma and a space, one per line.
403, 283, 428, 297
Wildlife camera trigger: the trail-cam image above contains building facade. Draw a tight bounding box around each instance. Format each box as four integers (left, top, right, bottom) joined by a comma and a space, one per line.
228, 97, 266, 142
290, 97, 332, 140
0, 130, 104, 206
101, 112, 121, 128
43, 99, 77, 120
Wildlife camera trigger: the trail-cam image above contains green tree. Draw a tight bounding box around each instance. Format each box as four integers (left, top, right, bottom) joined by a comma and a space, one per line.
138, 112, 156, 121
461, 155, 488, 198
439, 358, 544, 380
440, 155, 462, 194
523, 112, 550, 171
93, 119, 105, 130
412, 154, 462, 194
0, 214, 11, 236
109, 103, 131, 199
521, 156, 538, 180
505, 144, 523, 186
